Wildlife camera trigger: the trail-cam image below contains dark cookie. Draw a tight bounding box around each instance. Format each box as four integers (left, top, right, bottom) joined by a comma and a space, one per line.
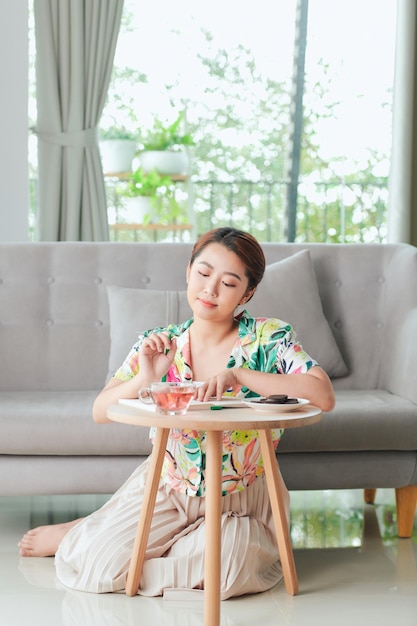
259, 394, 299, 405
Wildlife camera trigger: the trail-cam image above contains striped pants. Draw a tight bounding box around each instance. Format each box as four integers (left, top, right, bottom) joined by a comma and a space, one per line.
55, 458, 286, 599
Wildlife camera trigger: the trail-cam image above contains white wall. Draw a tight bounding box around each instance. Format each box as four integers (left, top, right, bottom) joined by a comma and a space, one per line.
0, 3, 29, 242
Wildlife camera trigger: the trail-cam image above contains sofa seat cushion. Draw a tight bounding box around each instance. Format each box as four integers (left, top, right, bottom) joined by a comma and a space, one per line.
279, 390, 417, 453
0, 391, 152, 456
2, 390, 416, 458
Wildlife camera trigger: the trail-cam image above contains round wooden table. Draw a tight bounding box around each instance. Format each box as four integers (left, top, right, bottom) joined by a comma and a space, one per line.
107, 402, 322, 626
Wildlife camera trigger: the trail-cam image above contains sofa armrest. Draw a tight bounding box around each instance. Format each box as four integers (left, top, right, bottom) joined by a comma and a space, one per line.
385, 308, 417, 404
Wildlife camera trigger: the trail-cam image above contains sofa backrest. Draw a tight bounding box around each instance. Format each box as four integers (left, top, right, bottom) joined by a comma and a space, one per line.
260, 242, 417, 393
0, 241, 415, 392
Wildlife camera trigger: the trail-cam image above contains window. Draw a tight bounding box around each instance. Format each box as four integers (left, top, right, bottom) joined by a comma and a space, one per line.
29, 0, 398, 243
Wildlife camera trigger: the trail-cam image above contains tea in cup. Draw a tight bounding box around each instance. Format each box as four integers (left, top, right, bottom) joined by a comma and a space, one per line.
138, 382, 197, 415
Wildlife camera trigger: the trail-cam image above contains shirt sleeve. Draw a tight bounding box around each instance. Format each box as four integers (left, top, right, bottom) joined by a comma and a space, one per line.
113, 335, 144, 381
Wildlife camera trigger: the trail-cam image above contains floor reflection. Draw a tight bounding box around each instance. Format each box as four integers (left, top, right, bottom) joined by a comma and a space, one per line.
3, 488, 417, 626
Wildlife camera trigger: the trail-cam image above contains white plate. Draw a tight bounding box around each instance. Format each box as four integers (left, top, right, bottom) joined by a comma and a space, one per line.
242, 398, 309, 413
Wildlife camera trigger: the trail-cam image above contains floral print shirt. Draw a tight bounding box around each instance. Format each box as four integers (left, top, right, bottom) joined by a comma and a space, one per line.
114, 310, 317, 497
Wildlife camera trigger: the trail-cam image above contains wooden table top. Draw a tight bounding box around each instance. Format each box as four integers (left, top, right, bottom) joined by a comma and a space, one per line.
107, 401, 322, 431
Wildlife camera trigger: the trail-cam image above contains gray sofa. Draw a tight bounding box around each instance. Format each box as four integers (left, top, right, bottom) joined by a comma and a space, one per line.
1, 241, 416, 537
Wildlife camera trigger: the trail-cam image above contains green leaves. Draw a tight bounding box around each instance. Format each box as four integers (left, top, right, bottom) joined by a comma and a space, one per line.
125, 168, 173, 197
142, 111, 194, 151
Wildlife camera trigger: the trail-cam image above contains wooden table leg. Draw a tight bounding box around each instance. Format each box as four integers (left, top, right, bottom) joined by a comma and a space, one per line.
204, 430, 223, 626
258, 429, 299, 596
125, 427, 169, 596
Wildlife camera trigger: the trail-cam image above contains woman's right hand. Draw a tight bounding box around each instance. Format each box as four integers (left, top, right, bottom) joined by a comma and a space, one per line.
139, 332, 177, 382
92, 332, 177, 424
195, 368, 241, 402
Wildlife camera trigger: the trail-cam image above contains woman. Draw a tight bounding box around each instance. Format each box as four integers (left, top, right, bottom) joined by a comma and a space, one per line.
19, 227, 335, 599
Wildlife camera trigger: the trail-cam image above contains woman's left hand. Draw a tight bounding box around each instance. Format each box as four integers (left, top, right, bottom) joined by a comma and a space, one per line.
195, 368, 241, 402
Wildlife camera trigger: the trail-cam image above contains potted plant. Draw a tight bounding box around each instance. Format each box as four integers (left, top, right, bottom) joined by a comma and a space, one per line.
138, 111, 194, 175
119, 167, 186, 224
99, 126, 138, 174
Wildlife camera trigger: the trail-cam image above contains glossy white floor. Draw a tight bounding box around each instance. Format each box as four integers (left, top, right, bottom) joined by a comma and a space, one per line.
1, 488, 416, 626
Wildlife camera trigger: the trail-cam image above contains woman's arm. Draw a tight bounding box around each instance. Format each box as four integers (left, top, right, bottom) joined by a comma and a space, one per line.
235, 366, 335, 412
197, 365, 335, 412
92, 375, 145, 424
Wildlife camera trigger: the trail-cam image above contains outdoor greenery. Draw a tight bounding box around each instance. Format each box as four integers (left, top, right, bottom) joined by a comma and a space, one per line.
99, 126, 138, 141
28, 3, 392, 243
102, 19, 391, 243
141, 111, 194, 152
124, 168, 173, 198
116, 167, 186, 225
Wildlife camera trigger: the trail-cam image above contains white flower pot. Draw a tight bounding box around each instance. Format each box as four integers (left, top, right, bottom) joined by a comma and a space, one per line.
124, 197, 156, 223
139, 150, 189, 175
100, 139, 137, 174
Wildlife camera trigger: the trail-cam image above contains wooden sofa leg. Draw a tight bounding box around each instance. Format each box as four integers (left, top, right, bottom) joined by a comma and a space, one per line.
395, 486, 417, 538
364, 488, 377, 504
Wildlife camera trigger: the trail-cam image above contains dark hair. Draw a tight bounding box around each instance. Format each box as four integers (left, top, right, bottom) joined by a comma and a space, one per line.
189, 227, 265, 296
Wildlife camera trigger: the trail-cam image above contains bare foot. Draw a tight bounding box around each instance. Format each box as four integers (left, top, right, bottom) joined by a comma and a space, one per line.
18, 518, 83, 557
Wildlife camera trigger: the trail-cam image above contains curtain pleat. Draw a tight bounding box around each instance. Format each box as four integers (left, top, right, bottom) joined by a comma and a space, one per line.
34, 0, 124, 241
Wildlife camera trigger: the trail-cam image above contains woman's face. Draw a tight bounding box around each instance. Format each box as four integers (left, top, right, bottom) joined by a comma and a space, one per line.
186, 242, 253, 321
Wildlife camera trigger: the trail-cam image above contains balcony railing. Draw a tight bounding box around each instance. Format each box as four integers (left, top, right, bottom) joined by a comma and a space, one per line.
190, 178, 388, 243
29, 176, 389, 243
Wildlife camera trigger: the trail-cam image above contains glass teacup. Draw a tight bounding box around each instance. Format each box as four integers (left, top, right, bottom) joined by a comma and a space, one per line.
138, 381, 197, 415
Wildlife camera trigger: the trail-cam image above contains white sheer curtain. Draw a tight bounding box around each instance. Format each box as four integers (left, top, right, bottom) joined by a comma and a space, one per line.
388, 0, 417, 246
34, 0, 124, 241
